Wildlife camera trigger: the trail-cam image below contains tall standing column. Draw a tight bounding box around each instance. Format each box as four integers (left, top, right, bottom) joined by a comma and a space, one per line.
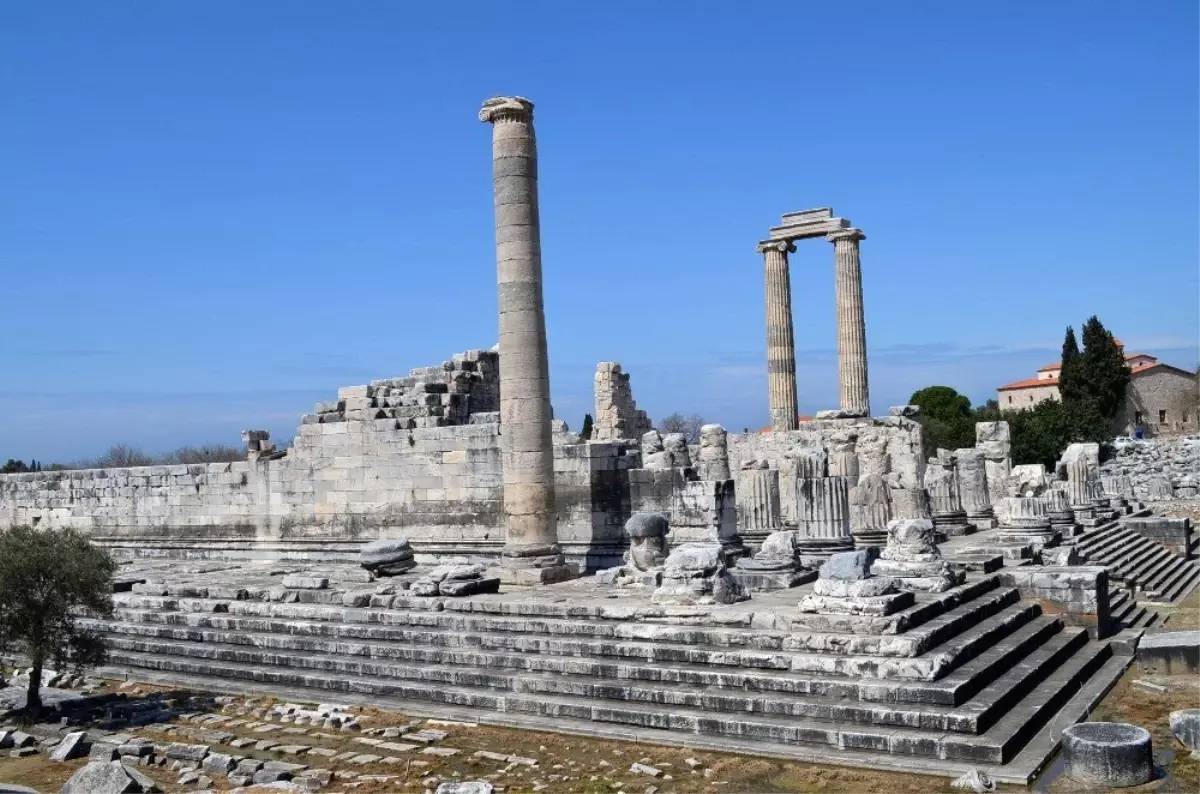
828, 228, 870, 416
758, 239, 799, 432
479, 96, 573, 584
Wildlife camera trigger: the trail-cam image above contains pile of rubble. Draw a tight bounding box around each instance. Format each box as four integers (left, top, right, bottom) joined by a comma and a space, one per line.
1102, 436, 1200, 500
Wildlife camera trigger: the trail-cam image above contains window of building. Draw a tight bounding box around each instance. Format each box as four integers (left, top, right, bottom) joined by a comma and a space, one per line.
1159, 410, 1167, 423
1029, 395, 1034, 403
1007, 395, 1012, 404
1135, 411, 1143, 425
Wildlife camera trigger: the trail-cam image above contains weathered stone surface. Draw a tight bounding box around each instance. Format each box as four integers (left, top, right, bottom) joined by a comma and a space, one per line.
1170, 709, 1200, 753
652, 543, 748, 605
49, 730, 90, 762
811, 576, 894, 598
60, 761, 140, 794
1062, 722, 1152, 788
360, 539, 415, 574
819, 549, 873, 581
436, 782, 494, 794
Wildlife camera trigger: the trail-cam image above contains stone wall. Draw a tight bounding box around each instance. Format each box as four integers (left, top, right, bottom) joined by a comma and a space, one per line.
999, 566, 1111, 638
1100, 436, 1200, 500
1122, 516, 1193, 559
1117, 367, 1199, 438
0, 348, 638, 571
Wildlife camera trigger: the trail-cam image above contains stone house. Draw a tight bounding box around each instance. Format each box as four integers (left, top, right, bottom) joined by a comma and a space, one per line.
996, 341, 1198, 437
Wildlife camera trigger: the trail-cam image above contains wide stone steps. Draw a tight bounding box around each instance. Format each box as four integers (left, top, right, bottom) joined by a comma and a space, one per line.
95, 595, 1037, 683
108, 579, 1009, 659
1074, 522, 1200, 604
104, 630, 1115, 765
99, 613, 1077, 735
99, 610, 1064, 708
1108, 591, 1158, 631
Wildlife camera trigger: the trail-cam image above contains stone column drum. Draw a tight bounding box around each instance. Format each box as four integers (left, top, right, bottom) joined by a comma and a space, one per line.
480, 96, 573, 584
758, 239, 799, 432
827, 228, 869, 416
795, 476, 855, 566
735, 467, 783, 551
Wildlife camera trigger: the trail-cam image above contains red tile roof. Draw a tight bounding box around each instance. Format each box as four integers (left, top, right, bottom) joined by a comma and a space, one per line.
998, 376, 1059, 391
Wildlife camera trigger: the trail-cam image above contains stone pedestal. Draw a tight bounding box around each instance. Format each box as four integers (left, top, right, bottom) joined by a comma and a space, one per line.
758, 239, 799, 433
1041, 490, 1077, 538
799, 549, 911, 617
828, 228, 870, 416
652, 543, 748, 606
1065, 455, 1102, 527
871, 518, 964, 593
480, 96, 573, 584
1000, 497, 1058, 548
733, 530, 815, 591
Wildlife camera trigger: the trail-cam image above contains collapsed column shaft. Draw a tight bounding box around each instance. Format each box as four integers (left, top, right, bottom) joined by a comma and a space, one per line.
829, 228, 870, 416
758, 240, 798, 432
479, 96, 560, 562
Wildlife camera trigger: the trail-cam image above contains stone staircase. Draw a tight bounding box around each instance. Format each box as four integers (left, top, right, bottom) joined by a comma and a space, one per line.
1073, 521, 1200, 605
1107, 589, 1159, 631
87, 566, 1133, 784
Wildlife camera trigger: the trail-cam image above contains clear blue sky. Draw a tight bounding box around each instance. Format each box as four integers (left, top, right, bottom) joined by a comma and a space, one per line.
2, 2, 1197, 462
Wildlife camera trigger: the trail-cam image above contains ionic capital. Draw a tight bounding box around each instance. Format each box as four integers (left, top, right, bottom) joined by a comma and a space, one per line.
479, 96, 535, 124
827, 227, 866, 245
756, 239, 796, 256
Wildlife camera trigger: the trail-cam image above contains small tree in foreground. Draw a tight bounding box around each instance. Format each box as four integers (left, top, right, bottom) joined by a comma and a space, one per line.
0, 526, 115, 719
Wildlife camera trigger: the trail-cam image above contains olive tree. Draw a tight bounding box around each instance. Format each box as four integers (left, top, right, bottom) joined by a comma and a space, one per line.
0, 526, 115, 718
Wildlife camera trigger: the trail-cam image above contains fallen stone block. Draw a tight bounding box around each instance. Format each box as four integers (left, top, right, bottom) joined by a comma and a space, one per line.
49, 730, 90, 761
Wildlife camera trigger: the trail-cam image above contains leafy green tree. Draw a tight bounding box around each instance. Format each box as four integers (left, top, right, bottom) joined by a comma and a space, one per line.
908, 386, 972, 423
1, 459, 31, 474
1058, 326, 1084, 405
0, 526, 115, 718
1079, 316, 1131, 421
580, 413, 594, 441
909, 386, 975, 457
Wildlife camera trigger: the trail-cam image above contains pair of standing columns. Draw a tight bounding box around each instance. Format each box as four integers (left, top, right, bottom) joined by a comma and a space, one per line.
759, 228, 870, 431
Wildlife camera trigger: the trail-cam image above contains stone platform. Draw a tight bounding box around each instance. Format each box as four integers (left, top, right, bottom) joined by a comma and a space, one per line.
86, 556, 1137, 785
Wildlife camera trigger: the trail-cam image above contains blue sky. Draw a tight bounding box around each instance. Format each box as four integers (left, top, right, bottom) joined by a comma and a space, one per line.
2, 2, 1197, 462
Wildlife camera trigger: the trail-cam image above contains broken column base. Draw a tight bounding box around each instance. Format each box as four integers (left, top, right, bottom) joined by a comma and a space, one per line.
933, 511, 974, 538
795, 537, 855, 568
797, 591, 913, 616
870, 559, 965, 593
730, 564, 815, 592
496, 563, 579, 586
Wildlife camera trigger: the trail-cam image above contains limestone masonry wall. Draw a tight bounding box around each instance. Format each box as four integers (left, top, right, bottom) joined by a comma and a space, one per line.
0, 348, 638, 570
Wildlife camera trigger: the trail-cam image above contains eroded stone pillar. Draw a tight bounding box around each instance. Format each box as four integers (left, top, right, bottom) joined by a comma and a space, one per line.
758, 239, 798, 432
480, 96, 571, 583
828, 228, 869, 416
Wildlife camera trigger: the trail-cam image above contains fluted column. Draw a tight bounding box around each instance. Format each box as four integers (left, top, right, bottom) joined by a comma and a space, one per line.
479, 96, 567, 579
828, 228, 869, 416
758, 239, 798, 432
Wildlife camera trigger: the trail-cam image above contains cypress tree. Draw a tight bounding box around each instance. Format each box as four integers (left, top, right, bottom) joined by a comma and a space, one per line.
580, 413, 594, 440
1080, 315, 1131, 421
1058, 326, 1084, 405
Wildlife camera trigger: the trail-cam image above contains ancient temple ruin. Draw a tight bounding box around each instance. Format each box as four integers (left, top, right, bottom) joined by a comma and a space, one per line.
1, 95, 1197, 785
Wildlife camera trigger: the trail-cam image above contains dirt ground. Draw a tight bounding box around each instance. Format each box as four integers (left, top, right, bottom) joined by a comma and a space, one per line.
0, 684, 962, 794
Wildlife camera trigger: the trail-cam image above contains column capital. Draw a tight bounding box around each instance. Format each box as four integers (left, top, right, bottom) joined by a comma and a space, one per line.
756, 239, 796, 255
479, 96, 535, 124
827, 227, 866, 244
